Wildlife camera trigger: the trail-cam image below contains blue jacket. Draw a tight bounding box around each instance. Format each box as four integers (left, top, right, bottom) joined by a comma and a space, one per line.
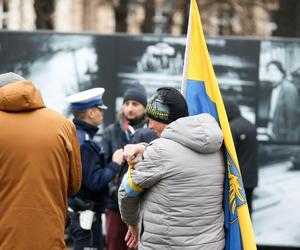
69, 119, 119, 213
101, 118, 150, 209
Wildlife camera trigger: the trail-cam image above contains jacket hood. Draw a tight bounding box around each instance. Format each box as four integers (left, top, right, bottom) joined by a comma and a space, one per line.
161, 113, 223, 153
0, 80, 45, 112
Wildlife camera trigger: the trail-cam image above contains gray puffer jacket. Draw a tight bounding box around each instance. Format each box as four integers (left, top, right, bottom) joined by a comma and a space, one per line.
119, 114, 225, 250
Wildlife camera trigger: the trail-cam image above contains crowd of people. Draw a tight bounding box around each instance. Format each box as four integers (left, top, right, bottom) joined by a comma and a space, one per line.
0, 72, 257, 250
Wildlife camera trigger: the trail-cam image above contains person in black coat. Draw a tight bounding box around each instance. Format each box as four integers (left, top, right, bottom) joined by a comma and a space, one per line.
224, 98, 258, 216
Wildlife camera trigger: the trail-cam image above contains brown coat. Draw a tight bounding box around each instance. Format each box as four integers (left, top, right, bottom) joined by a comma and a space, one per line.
0, 81, 82, 249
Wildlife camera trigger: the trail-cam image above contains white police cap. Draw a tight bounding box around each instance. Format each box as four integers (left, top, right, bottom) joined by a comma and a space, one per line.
67, 87, 108, 110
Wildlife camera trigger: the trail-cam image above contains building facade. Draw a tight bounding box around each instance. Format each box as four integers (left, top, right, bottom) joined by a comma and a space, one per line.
0, 0, 285, 37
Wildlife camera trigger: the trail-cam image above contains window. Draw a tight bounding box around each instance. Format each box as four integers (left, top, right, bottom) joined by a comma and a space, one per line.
0, 0, 8, 29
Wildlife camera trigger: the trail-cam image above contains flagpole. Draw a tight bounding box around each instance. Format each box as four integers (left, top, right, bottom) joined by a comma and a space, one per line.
181, 2, 192, 97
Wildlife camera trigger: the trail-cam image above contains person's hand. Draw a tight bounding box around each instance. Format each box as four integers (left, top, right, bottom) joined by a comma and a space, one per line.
124, 144, 146, 164
125, 224, 139, 249
112, 149, 124, 165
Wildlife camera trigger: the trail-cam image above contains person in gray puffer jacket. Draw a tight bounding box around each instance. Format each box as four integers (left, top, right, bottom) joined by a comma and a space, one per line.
118, 87, 225, 250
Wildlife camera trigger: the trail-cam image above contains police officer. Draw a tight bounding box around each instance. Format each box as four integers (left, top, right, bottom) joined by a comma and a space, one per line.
67, 88, 124, 250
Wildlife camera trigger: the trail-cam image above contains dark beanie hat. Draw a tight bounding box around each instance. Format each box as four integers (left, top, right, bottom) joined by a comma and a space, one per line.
146, 87, 189, 124
123, 83, 147, 107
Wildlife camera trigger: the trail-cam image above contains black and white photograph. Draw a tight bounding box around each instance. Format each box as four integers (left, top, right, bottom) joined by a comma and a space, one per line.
257, 40, 300, 143
207, 38, 260, 125
245, 39, 300, 248
115, 36, 261, 125
0, 32, 100, 117
115, 35, 185, 110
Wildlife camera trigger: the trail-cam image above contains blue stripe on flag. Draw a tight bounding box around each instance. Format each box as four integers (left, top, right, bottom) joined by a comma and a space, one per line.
227, 153, 247, 208
186, 79, 219, 121
224, 152, 246, 250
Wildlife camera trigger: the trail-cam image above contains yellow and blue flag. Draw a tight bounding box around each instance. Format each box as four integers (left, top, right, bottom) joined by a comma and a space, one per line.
181, 1, 256, 249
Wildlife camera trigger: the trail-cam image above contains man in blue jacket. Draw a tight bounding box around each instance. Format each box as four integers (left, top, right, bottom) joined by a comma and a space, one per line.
67, 88, 124, 250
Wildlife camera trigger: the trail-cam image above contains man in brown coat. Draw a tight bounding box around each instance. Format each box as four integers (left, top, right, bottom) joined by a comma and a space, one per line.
0, 72, 82, 249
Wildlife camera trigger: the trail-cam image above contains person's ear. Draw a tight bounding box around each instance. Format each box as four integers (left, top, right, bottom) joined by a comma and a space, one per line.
86, 108, 94, 119
120, 107, 124, 116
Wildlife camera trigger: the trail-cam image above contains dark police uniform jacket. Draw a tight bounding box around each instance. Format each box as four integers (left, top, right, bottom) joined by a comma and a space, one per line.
69, 119, 120, 213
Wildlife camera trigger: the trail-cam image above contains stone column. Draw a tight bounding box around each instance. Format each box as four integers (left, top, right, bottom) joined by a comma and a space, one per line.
6, 0, 34, 30
7, 0, 21, 29
54, 0, 84, 32
22, 0, 35, 30
95, 0, 115, 33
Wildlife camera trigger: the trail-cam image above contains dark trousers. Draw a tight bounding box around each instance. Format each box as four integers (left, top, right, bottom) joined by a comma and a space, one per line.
70, 212, 103, 250
245, 188, 254, 217
106, 209, 128, 250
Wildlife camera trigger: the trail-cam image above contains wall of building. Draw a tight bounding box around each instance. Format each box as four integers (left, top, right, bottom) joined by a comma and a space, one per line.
0, 0, 281, 37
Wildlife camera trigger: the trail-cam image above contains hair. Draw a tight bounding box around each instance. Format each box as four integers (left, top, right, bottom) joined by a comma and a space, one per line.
71, 109, 88, 120
223, 97, 240, 121
266, 60, 286, 78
